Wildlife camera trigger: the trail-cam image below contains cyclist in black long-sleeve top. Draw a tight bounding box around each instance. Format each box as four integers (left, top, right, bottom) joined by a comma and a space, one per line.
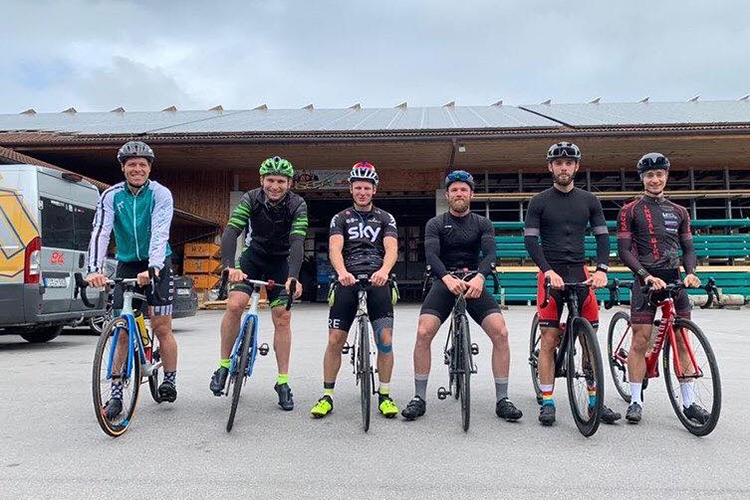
524, 142, 621, 426
616, 152, 705, 425
401, 170, 523, 423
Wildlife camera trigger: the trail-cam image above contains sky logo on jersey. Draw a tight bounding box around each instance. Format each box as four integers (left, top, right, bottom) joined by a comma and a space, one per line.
348, 223, 381, 242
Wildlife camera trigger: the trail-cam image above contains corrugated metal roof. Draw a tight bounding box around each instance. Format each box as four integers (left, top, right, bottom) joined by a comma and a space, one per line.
520, 100, 750, 127
0, 105, 558, 135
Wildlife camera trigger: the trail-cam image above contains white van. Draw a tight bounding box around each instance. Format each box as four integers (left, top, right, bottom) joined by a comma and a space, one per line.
0, 164, 107, 342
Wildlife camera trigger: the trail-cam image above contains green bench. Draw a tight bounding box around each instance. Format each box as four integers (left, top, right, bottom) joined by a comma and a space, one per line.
493, 218, 750, 232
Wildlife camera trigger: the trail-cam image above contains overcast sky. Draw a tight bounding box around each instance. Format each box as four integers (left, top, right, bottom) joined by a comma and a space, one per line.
3, 0, 749, 113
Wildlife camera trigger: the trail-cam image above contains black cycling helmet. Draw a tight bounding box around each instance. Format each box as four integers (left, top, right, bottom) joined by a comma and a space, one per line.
637, 152, 670, 176
117, 141, 155, 165
444, 170, 475, 190
547, 142, 581, 162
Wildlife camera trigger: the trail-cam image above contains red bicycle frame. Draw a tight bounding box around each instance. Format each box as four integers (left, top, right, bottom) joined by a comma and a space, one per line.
612, 297, 703, 380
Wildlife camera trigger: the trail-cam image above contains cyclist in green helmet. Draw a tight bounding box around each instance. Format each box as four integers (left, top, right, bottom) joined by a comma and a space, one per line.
210, 156, 307, 411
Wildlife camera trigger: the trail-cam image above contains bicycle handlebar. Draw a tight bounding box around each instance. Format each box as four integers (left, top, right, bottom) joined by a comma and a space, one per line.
541, 278, 591, 309
74, 270, 163, 309
421, 265, 499, 299
605, 276, 720, 310
217, 269, 296, 310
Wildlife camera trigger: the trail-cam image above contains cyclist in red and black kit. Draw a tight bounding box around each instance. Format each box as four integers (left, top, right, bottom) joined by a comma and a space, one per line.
525, 142, 622, 426
617, 152, 706, 425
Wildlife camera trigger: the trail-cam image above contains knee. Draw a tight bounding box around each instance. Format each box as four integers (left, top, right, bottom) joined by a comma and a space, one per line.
226, 299, 245, 317
416, 324, 435, 346
488, 324, 509, 345
273, 311, 291, 330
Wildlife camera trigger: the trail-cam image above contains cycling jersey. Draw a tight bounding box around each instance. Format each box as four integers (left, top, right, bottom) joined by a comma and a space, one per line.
524, 187, 609, 271
616, 195, 696, 277
88, 180, 173, 273
424, 212, 496, 278
329, 206, 397, 275
221, 188, 308, 278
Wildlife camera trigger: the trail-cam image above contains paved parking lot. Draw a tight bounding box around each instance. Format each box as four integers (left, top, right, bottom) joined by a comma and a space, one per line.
1, 304, 748, 499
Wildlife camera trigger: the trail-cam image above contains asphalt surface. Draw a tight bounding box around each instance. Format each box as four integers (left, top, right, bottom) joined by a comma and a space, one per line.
1, 304, 748, 499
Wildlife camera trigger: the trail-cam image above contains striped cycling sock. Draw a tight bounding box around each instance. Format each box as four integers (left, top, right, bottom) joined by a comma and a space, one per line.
540, 384, 555, 406
323, 381, 335, 398
164, 371, 176, 386
588, 386, 597, 407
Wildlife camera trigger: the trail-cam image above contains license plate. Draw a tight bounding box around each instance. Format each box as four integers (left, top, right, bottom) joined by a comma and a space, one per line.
45, 277, 68, 288
177, 288, 191, 295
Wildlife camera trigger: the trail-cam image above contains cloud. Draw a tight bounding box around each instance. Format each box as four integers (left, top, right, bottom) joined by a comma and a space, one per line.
1, 0, 749, 113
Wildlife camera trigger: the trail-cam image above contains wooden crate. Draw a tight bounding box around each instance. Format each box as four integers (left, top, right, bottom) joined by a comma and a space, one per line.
185, 243, 221, 259
184, 258, 222, 275
188, 273, 221, 290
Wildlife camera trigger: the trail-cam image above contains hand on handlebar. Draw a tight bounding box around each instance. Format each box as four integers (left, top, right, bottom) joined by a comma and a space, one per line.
644, 275, 667, 290
683, 273, 701, 288
585, 270, 608, 290
544, 270, 565, 290
338, 271, 356, 287
286, 277, 302, 299
136, 269, 156, 287
370, 268, 389, 287
85, 273, 108, 288
442, 274, 467, 296
227, 267, 247, 283
464, 274, 485, 299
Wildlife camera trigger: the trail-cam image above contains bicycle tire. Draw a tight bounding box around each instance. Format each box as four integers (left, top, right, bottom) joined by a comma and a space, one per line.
147, 332, 163, 404
227, 317, 254, 433
663, 319, 721, 436
358, 317, 372, 432
458, 314, 471, 432
566, 318, 604, 437
529, 313, 543, 405
606, 311, 632, 403
452, 322, 461, 401
92, 317, 141, 437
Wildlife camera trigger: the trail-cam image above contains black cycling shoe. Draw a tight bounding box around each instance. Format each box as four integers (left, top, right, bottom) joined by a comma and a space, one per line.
683, 403, 710, 425
495, 398, 523, 421
401, 396, 426, 421
599, 404, 622, 424
274, 383, 294, 411
210, 367, 229, 396
539, 404, 556, 426
626, 402, 642, 423
158, 381, 177, 403
105, 398, 123, 420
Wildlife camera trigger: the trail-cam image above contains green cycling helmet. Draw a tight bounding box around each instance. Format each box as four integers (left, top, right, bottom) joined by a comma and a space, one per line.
259, 156, 294, 178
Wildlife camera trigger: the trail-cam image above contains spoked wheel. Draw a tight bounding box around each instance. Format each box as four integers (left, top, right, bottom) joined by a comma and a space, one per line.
92, 318, 141, 437
529, 313, 543, 405
358, 319, 372, 432
566, 318, 604, 437
457, 314, 472, 432
663, 319, 721, 436
227, 318, 254, 433
147, 331, 163, 404
607, 311, 633, 403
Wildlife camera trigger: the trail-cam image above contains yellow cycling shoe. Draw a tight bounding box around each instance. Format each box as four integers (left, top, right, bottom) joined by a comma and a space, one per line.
311, 395, 333, 418
378, 394, 399, 418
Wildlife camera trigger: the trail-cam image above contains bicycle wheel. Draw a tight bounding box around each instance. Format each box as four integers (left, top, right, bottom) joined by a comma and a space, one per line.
566, 318, 604, 437
452, 327, 461, 401
607, 311, 632, 403
227, 317, 254, 433
358, 317, 372, 432
92, 317, 141, 437
457, 314, 472, 432
663, 319, 721, 436
529, 313, 543, 405
147, 332, 163, 404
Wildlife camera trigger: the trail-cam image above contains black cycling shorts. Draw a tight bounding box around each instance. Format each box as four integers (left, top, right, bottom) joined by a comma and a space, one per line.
113, 258, 174, 316
231, 250, 289, 308
630, 269, 691, 325
420, 278, 501, 325
328, 282, 393, 333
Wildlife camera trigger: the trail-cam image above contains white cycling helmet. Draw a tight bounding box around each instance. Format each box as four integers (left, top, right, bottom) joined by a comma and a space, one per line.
349, 161, 379, 186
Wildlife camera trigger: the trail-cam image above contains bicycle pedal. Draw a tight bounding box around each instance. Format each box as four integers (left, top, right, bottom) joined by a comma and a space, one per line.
341, 342, 351, 354
437, 387, 449, 400
258, 343, 270, 356
471, 343, 479, 355
443, 354, 450, 365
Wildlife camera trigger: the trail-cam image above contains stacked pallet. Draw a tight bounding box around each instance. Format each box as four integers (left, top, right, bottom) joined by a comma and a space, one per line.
184, 243, 222, 291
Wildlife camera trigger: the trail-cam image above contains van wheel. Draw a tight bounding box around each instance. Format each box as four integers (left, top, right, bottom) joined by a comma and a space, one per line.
21, 325, 63, 343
